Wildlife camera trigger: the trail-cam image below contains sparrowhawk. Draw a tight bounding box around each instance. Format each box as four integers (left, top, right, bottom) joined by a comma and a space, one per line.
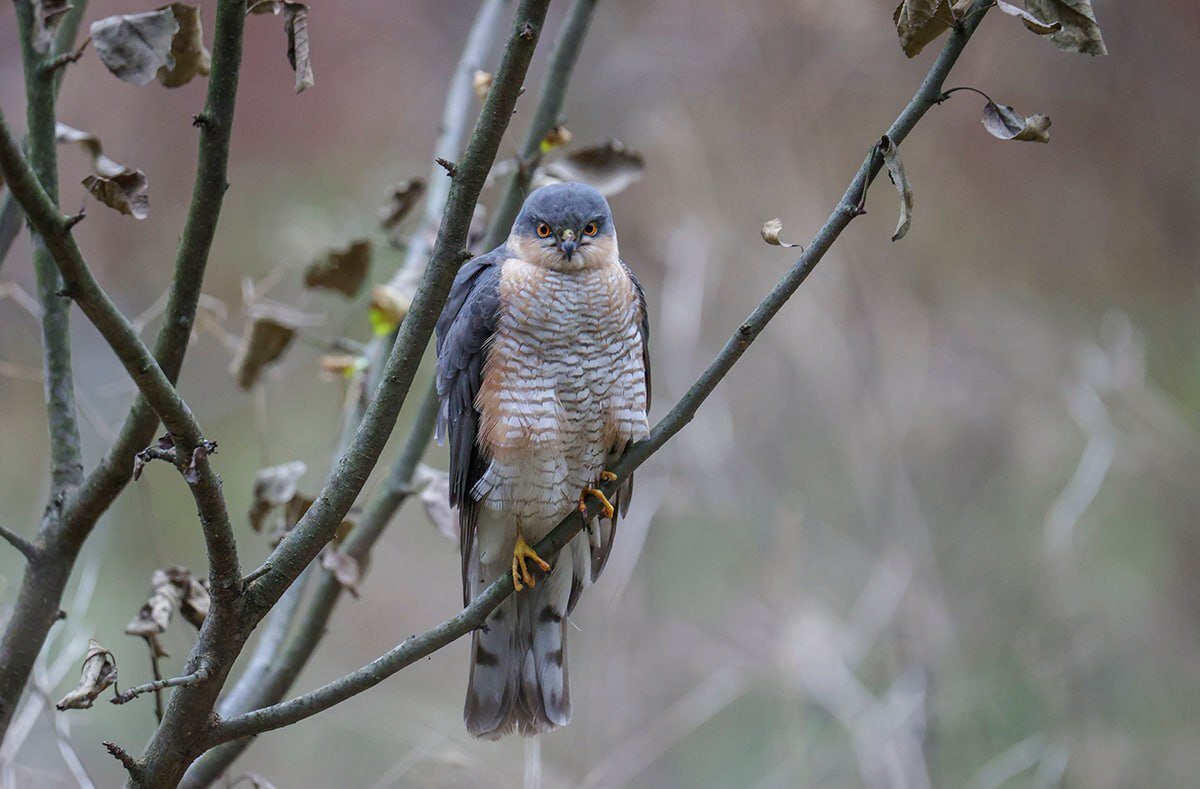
435, 182, 651, 738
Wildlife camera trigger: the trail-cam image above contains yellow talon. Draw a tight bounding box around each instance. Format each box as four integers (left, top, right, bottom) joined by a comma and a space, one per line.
579, 487, 616, 520
599, 470, 618, 483
512, 532, 550, 591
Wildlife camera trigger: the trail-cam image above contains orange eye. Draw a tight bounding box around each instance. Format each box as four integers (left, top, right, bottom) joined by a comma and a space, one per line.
536, 222, 552, 238
584, 222, 599, 236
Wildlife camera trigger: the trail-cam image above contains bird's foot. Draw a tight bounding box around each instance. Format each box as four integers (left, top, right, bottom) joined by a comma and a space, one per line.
599, 470, 618, 483
579, 486, 616, 520
512, 534, 551, 591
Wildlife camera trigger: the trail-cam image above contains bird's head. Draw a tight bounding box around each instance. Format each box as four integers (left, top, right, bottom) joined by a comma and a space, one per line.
508, 182, 617, 272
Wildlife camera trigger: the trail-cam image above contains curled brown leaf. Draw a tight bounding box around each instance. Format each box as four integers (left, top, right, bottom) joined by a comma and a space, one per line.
248, 461, 307, 531
981, 100, 1051, 143
82, 171, 150, 220
304, 240, 371, 297
320, 546, 360, 597
230, 313, 296, 389
1023, 0, 1107, 56
878, 135, 913, 242
892, 0, 955, 58
473, 69, 493, 102
157, 3, 212, 87
760, 218, 804, 249
534, 140, 645, 197
416, 464, 457, 543
379, 177, 426, 246
994, 0, 1061, 35
56, 639, 118, 711
56, 123, 128, 178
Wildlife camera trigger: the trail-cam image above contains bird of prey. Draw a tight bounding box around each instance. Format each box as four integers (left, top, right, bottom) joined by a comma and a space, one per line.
435, 182, 651, 738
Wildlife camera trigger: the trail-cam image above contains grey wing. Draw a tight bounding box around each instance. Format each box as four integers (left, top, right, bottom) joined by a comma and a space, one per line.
435, 247, 505, 604
589, 261, 652, 585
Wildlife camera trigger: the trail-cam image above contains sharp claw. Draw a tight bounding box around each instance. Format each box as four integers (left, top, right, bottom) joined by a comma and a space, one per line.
580, 487, 616, 520
600, 470, 618, 483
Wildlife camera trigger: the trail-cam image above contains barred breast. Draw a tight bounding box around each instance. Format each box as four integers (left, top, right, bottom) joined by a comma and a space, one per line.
474, 256, 649, 533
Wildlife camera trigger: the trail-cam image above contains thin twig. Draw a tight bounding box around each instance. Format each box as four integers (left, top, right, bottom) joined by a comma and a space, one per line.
146, 640, 165, 721
0, 525, 36, 561
210, 0, 995, 744
112, 664, 212, 707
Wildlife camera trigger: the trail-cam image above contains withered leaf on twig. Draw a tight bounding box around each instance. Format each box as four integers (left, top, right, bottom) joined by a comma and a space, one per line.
416, 464, 457, 543
1023, 0, 1107, 56
535, 140, 645, 197
183, 441, 216, 485
249, 1, 313, 93
230, 310, 297, 389
248, 461, 307, 531
82, 171, 150, 219
472, 69, 493, 102
981, 100, 1051, 143
125, 570, 184, 656
56, 639, 118, 711
994, 0, 1061, 35
540, 124, 573, 153
878, 135, 913, 242
157, 3, 212, 87
321, 546, 360, 597
56, 122, 129, 178
379, 177, 425, 247
33, 0, 73, 54
760, 218, 804, 250
90, 9, 179, 86
319, 354, 366, 380
303, 240, 371, 297
892, 0, 955, 58
369, 283, 413, 336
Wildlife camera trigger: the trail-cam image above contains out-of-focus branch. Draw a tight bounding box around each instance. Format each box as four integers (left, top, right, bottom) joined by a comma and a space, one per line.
483, 0, 598, 249
211, 1, 996, 742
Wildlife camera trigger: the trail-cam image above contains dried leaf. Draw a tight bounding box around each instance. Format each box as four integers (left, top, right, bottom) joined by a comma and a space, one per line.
304, 240, 371, 297
472, 69, 493, 102
760, 218, 803, 249
56, 122, 129, 178
981, 100, 1051, 143
157, 3, 211, 88
90, 9, 179, 86
248, 461, 307, 531
284, 3, 313, 92
321, 546, 360, 597
878, 135, 913, 242
248, 1, 312, 91
892, 0, 954, 58
125, 572, 183, 643
318, 354, 366, 380
379, 177, 425, 246
1023, 0, 1106, 55
82, 171, 150, 219
56, 640, 118, 711
540, 124, 573, 154
416, 464, 457, 543
535, 140, 645, 197
230, 315, 295, 389
369, 284, 412, 336
33, 0, 73, 54
994, 0, 1061, 35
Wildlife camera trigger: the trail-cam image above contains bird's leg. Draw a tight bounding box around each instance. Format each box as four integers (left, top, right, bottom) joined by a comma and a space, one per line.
579, 474, 616, 520
512, 520, 551, 592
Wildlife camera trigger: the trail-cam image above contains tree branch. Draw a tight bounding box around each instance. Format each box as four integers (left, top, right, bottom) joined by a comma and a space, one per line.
0, 524, 36, 561
135, 3, 551, 785
483, 0, 598, 249
210, 0, 995, 743
111, 664, 213, 707
244, 0, 551, 623
182, 382, 441, 786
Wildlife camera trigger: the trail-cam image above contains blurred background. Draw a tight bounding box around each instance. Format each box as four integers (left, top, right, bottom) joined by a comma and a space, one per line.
2, 0, 1197, 786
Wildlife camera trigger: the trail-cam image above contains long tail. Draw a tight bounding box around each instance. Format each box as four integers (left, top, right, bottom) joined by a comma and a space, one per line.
465, 532, 586, 739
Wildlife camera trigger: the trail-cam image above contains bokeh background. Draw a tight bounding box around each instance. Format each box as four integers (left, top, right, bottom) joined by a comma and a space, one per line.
2, 1, 1197, 786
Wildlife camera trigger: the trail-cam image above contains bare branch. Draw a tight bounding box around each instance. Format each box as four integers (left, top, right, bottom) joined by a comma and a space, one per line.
211, 0, 996, 743
112, 664, 212, 707
0, 525, 36, 561
484, 0, 599, 248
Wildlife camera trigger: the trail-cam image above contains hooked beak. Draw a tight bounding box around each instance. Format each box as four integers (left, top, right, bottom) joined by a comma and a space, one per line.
558, 229, 577, 260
